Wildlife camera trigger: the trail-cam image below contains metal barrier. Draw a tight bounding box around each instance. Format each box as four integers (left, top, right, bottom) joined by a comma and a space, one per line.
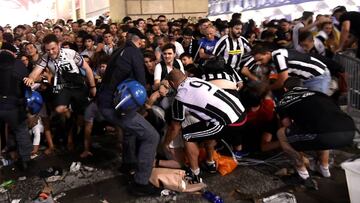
334, 50, 360, 148
334, 50, 360, 111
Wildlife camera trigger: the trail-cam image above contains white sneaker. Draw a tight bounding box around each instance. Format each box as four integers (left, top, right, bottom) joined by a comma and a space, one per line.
317, 164, 331, 178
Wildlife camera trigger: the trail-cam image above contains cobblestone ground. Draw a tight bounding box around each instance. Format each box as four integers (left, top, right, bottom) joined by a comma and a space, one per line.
0, 133, 358, 203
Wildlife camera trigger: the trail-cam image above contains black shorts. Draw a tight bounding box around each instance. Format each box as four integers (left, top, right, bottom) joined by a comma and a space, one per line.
182, 122, 225, 142
53, 87, 89, 114
285, 124, 355, 151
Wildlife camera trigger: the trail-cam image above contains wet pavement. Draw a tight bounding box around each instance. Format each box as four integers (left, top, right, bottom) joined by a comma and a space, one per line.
0, 132, 358, 203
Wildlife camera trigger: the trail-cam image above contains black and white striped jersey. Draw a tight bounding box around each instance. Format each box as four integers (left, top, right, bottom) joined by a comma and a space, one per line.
272, 49, 327, 80
172, 77, 246, 126
243, 56, 258, 72
201, 72, 236, 83
38, 48, 83, 75
212, 35, 252, 82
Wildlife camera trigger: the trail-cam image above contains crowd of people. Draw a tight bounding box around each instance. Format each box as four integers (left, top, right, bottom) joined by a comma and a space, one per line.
0, 5, 359, 196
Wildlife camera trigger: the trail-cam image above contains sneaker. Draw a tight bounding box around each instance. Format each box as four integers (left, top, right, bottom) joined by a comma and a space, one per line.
185, 168, 203, 184
203, 162, 217, 174
316, 164, 331, 178
233, 150, 249, 160
127, 182, 161, 196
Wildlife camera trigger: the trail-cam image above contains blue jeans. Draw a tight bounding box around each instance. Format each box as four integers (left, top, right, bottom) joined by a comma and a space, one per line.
303, 69, 331, 94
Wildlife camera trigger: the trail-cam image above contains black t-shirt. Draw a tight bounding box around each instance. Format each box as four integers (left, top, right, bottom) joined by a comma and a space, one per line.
277, 87, 355, 133
183, 39, 200, 59
275, 30, 292, 42
340, 11, 360, 37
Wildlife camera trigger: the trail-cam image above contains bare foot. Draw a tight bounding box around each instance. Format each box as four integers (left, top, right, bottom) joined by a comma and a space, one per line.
44, 147, 55, 155
32, 145, 39, 155
80, 151, 93, 158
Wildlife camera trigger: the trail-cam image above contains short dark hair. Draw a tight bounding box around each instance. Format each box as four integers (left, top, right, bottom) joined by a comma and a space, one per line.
15, 25, 26, 30
157, 15, 166, 20
3, 32, 14, 44
144, 51, 156, 61
83, 34, 94, 42
333, 6, 347, 15
298, 31, 313, 43
135, 18, 145, 26
284, 77, 303, 90
302, 11, 314, 20
231, 13, 242, 21
161, 43, 176, 53
229, 20, 242, 28
122, 16, 132, 23
198, 18, 210, 26
43, 34, 59, 44
182, 28, 193, 36
179, 52, 192, 59
279, 18, 290, 24
251, 42, 274, 55
25, 42, 37, 49
103, 30, 112, 36
53, 25, 63, 32
240, 81, 269, 109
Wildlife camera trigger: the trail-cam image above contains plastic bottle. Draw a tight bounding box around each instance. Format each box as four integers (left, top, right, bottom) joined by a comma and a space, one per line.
203, 191, 224, 203
0, 180, 15, 189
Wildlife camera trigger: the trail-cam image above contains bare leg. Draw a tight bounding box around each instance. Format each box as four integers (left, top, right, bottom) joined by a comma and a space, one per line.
277, 127, 306, 172
55, 105, 74, 151
80, 121, 93, 158
261, 132, 280, 152
184, 141, 200, 171
205, 140, 216, 162
42, 117, 55, 155
318, 150, 329, 167
32, 145, 39, 155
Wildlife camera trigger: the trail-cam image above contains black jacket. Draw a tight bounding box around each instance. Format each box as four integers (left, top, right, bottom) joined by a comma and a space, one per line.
98, 41, 146, 108
0, 51, 28, 109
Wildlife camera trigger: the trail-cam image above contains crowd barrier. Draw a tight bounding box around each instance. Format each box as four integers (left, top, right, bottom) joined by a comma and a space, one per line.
334, 50, 360, 147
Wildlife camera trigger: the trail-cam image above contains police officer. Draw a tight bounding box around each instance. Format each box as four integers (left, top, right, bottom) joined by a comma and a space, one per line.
97, 28, 160, 196
0, 43, 32, 170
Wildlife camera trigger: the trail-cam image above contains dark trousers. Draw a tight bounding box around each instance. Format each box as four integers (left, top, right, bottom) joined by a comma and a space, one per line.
0, 108, 32, 161
100, 108, 159, 185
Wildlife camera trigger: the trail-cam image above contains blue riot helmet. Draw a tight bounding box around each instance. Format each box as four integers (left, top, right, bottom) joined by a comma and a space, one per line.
113, 80, 147, 111
25, 90, 43, 114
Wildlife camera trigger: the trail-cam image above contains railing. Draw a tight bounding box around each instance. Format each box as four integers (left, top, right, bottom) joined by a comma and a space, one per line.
333, 50, 360, 148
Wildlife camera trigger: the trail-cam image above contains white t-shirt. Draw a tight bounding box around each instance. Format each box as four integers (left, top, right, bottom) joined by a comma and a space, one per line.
154, 59, 185, 81
174, 41, 184, 57
292, 22, 305, 51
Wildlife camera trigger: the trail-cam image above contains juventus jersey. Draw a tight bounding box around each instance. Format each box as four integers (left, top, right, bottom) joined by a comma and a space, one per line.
38, 48, 83, 75
37, 48, 84, 86
172, 77, 246, 126
272, 49, 327, 80
213, 35, 252, 82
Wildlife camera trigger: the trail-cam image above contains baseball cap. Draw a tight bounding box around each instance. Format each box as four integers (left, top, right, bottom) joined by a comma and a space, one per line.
128, 28, 146, 39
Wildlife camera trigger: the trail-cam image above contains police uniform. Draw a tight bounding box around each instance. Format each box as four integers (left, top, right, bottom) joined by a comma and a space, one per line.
0, 50, 32, 165
98, 39, 160, 186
